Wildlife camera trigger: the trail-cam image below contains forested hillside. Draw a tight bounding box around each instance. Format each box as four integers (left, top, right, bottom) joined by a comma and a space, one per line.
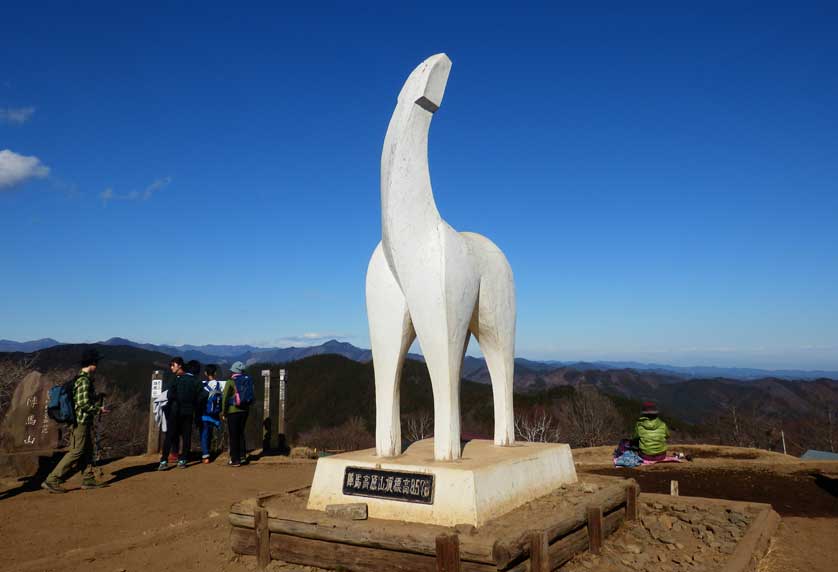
2, 344, 836, 457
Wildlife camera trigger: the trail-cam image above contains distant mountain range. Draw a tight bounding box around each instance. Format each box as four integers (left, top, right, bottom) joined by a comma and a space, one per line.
0, 337, 836, 381
0, 338, 62, 352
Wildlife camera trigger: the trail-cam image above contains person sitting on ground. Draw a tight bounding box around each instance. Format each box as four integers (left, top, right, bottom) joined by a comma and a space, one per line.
632, 401, 670, 461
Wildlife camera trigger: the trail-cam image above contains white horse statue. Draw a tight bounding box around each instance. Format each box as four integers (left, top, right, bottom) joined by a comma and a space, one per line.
366, 54, 517, 461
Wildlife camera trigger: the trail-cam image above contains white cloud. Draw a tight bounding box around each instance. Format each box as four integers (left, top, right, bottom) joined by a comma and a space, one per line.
0, 106, 36, 124
0, 149, 50, 189
99, 176, 172, 203
143, 176, 171, 199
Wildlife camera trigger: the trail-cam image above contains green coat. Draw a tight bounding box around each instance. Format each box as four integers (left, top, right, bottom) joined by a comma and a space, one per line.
221, 376, 248, 415
633, 416, 670, 455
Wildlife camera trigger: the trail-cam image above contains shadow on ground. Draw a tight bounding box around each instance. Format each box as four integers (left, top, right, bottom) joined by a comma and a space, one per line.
107, 461, 162, 484
0, 452, 63, 501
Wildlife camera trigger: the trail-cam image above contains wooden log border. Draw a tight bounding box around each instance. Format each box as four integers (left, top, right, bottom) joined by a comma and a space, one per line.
625, 481, 639, 521
720, 507, 781, 572
229, 479, 639, 571
230, 508, 626, 572
641, 493, 780, 572
254, 506, 270, 569
585, 505, 603, 555
231, 527, 495, 572
436, 534, 461, 572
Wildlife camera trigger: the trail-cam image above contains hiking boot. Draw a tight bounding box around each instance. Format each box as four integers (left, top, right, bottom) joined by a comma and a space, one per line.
177, 460, 187, 469
157, 461, 169, 471
41, 481, 67, 494
81, 481, 110, 490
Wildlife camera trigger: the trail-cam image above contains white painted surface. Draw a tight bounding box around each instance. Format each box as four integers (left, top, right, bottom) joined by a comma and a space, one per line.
367, 53, 517, 461
307, 439, 578, 527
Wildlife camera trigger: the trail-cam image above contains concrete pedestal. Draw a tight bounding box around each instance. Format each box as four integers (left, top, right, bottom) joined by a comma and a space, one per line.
306, 438, 577, 527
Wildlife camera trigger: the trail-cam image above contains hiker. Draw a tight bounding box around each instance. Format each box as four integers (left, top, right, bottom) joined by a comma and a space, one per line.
41, 349, 110, 493
159, 357, 200, 470
158, 359, 181, 464
159, 357, 183, 469
633, 401, 670, 461
221, 361, 252, 467
198, 364, 223, 463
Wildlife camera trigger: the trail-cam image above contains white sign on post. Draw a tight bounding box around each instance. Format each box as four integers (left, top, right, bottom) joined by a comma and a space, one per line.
151, 379, 162, 398
262, 370, 271, 418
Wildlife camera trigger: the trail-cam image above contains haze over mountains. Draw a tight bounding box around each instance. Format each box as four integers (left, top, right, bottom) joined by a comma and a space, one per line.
1, 337, 835, 382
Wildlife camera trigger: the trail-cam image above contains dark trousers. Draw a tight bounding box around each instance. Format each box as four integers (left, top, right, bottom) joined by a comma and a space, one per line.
227, 412, 247, 464
241, 408, 249, 459
161, 414, 194, 463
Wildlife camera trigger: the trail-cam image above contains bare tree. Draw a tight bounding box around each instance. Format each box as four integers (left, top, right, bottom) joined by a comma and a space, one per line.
403, 410, 433, 443
298, 416, 375, 453
715, 399, 783, 450
559, 387, 622, 448
804, 401, 838, 454
514, 406, 560, 442
95, 391, 147, 459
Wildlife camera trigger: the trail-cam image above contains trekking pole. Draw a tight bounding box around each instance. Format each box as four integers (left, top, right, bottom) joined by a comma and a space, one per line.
92, 396, 105, 478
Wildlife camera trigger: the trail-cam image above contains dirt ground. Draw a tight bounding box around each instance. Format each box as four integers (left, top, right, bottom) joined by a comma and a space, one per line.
0, 453, 318, 572
0, 444, 836, 572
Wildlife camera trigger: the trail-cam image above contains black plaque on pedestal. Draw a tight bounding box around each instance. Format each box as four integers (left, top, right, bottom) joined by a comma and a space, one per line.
342, 466, 435, 505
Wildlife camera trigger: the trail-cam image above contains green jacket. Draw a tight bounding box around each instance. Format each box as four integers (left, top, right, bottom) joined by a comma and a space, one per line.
221, 376, 248, 415
73, 370, 101, 425
632, 416, 670, 455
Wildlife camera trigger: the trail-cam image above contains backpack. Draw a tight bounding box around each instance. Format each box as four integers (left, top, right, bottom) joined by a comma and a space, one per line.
204, 381, 222, 416
47, 376, 77, 425
233, 374, 254, 406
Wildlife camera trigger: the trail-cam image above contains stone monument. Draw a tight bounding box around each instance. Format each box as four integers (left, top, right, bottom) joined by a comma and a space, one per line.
307, 54, 576, 527
0, 371, 61, 478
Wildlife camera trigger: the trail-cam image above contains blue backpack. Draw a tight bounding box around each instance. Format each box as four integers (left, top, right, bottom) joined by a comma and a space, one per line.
47, 377, 77, 425
204, 381, 222, 416
233, 374, 254, 406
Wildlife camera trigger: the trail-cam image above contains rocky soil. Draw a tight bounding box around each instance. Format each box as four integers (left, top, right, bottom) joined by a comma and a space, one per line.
562, 501, 752, 572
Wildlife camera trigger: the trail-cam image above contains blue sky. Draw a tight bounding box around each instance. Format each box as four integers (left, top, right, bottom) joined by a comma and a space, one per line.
1, 2, 836, 370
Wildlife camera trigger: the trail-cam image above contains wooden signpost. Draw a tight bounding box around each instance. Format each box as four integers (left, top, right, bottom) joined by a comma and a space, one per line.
261, 369, 272, 452
146, 370, 163, 455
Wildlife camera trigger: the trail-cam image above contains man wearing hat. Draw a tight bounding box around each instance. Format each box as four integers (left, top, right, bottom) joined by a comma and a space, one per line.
42, 348, 110, 493
632, 401, 670, 462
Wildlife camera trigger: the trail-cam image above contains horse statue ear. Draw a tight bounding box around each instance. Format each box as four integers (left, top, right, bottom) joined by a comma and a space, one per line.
396, 53, 451, 113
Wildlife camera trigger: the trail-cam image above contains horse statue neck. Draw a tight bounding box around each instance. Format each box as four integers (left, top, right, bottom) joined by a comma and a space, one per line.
380, 54, 451, 267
